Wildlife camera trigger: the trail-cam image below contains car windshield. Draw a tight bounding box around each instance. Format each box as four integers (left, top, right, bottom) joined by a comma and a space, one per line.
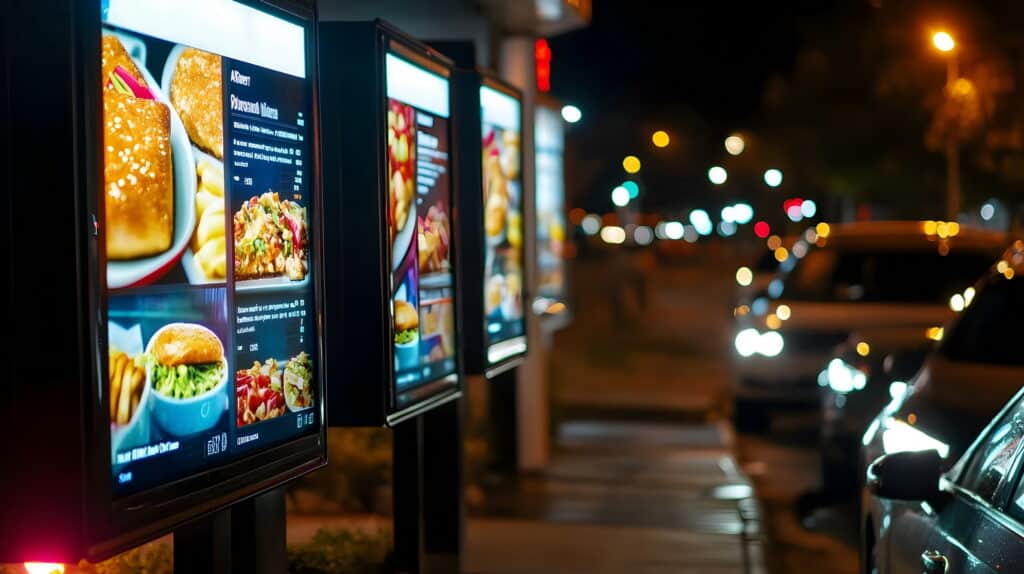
780, 248, 993, 303
940, 272, 1024, 366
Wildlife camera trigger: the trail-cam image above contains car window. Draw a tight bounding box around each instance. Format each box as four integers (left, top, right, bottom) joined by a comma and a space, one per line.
958, 399, 1024, 504
782, 249, 992, 303
940, 273, 1024, 366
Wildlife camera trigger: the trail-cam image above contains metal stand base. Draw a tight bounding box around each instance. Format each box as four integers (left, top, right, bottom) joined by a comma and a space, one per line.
174, 508, 231, 574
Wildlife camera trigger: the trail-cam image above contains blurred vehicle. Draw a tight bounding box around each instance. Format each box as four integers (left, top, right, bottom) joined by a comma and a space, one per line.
862, 385, 1024, 573
731, 221, 1005, 431
861, 242, 1024, 573
817, 328, 933, 497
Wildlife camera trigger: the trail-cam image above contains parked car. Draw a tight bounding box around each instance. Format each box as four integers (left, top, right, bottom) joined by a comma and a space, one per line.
861, 242, 1024, 573
731, 221, 1005, 430
817, 328, 933, 497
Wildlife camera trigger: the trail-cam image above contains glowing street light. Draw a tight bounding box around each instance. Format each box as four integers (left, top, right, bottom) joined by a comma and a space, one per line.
623, 155, 642, 174
652, 130, 670, 148
708, 166, 728, 185
932, 31, 955, 53
725, 134, 745, 156
764, 168, 783, 188
561, 104, 582, 123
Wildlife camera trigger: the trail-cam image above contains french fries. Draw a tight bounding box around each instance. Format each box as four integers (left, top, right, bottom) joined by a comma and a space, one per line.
109, 349, 145, 426
192, 157, 227, 279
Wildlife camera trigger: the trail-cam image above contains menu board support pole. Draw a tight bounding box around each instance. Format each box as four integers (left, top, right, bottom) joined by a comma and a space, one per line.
393, 401, 464, 574
393, 416, 425, 574
488, 368, 520, 475
230, 487, 288, 574
173, 508, 232, 574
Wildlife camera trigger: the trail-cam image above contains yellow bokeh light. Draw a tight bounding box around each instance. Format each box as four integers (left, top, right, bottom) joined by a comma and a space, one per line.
816, 222, 831, 238
949, 293, 965, 312
725, 134, 745, 155
1005, 268, 1016, 280
776, 304, 791, 321
926, 326, 945, 341
736, 266, 754, 286
997, 261, 1010, 274
652, 130, 670, 148
947, 221, 960, 237
734, 305, 750, 317
923, 220, 938, 235
622, 155, 642, 174
964, 286, 976, 306
856, 341, 870, 357
766, 314, 782, 330
767, 235, 782, 250
774, 247, 789, 262
933, 31, 955, 53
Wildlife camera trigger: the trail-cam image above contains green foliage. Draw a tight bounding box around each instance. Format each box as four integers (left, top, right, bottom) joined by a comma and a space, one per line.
287, 527, 391, 574
77, 543, 172, 574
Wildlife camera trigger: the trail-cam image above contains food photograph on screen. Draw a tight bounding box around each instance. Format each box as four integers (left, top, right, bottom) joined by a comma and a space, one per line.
480, 86, 525, 354
100, 0, 319, 496
385, 53, 457, 395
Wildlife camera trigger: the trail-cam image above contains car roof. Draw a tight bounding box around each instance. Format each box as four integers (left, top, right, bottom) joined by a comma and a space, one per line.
820, 221, 1009, 252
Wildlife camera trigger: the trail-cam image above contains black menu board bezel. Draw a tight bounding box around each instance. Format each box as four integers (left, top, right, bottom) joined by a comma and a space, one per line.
0, 0, 326, 562
453, 70, 529, 378
319, 20, 462, 427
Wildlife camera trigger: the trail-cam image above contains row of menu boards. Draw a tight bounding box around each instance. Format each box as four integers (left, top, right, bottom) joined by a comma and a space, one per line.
0, 3, 568, 564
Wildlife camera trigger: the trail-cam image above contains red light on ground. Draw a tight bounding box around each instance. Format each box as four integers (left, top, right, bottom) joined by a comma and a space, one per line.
535, 38, 552, 93
24, 564, 65, 574
754, 221, 770, 238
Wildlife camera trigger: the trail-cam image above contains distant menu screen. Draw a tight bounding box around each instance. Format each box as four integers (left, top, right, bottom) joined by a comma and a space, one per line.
480, 86, 526, 361
384, 53, 458, 396
535, 105, 567, 301
100, 0, 319, 496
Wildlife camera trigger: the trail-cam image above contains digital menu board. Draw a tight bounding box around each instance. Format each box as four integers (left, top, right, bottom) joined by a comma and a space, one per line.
100, 0, 321, 496
534, 103, 568, 304
385, 52, 459, 401
480, 85, 527, 365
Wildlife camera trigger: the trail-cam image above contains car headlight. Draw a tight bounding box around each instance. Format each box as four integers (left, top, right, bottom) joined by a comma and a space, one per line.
819, 358, 867, 394
881, 419, 950, 458
734, 329, 785, 358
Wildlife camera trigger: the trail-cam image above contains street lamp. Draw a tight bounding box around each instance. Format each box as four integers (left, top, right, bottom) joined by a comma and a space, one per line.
931, 30, 960, 220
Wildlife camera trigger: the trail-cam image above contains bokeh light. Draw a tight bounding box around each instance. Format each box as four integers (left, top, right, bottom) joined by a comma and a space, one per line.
767, 235, 783, 250
981, 202, 995, 221
561, 104, 582, 123
689, 209, 713, 236
725, 134, 745, 156
634, 226, 654, 245
623, 155, 642, 174
764, 168, 783, 188
664, 221, 685, 240
581, 214, 601, 235
932, 31, 955, 53
801, 199, 817, 218
736, 266, 753, 286
708, 166, 728, 185
600, 225, 626, 244
652, 130, 670, 148
611, 186, 630, 207
754, 221, 770, 238
622, 180, 640, 198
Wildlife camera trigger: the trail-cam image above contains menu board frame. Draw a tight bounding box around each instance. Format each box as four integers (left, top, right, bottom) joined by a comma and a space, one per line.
533, 94, 573, 332
0, 0, 326, 563
319, 20, 462, 427
453, 70, 529, 378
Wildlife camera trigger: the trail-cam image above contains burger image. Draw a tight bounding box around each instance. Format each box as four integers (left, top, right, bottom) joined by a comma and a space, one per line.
145, 322, 228, 436
149, 323, 226, 398
394, 300, 419, 345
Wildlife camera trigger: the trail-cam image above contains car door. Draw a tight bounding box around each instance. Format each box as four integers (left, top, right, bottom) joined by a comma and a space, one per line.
917, 397, 1024, 573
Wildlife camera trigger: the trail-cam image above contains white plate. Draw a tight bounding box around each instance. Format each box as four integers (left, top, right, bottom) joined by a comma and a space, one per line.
104, 31, 196, 289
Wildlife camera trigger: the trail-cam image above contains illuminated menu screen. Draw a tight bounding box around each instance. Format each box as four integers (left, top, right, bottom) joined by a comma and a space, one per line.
480, 86, 526, 362
385, 53, 458, 396
100, 0, 319, 496
535, 105, 567, 301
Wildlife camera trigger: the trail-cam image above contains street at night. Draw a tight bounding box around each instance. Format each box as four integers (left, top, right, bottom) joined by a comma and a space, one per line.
8, 0, 1024, 573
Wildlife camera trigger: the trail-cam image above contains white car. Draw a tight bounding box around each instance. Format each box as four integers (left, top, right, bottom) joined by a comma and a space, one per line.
860, 242, 1024, 572
731, 221, 1005, 430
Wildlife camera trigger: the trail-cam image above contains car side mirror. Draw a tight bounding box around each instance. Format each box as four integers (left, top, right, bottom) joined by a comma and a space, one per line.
867, 449, 943, 501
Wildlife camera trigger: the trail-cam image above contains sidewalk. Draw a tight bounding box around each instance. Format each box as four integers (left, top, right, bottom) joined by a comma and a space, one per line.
465, 420, 765, 574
